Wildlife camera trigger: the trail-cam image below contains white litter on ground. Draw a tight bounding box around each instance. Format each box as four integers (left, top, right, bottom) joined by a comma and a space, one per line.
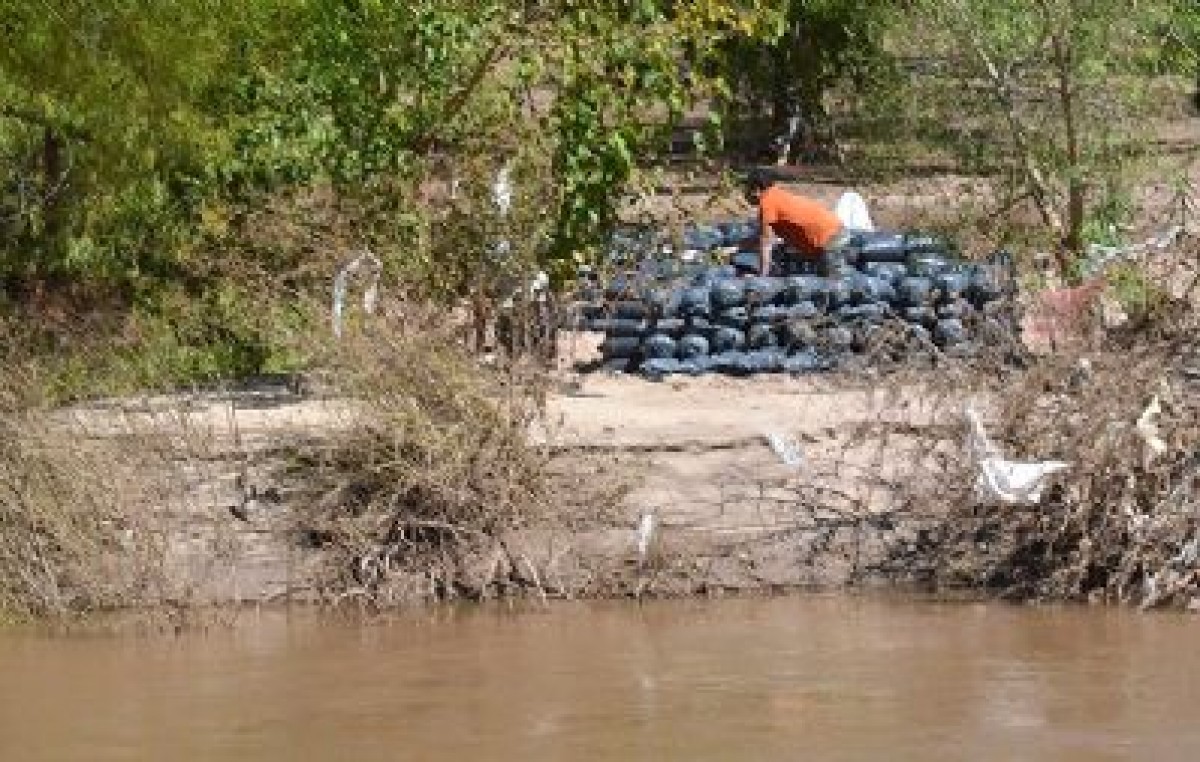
965, 404, 1071, 505
636, 512, 656, 559
1136, 396, 1168, 463
765, 432, 804, 469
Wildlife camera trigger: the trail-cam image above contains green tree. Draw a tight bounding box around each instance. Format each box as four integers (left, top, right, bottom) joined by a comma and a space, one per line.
717, 0, 896, 159
0, 0, 279, 281
906, 0, 1188, 274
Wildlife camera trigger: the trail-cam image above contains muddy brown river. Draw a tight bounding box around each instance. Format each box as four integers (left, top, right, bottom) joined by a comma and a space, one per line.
1, 597, 1197, 761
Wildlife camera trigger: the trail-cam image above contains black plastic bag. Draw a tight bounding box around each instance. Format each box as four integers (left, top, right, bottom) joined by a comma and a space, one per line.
750, 304, 792, 324
710, 350, 749, 374
934, 271, 970, 301
788, 301, 822, 320
903, 306, 935, 325
677, 333, 711, 359
639, 288, 671, 317
678, 286, 713, 318
715, 307, 750, 329
854, 232, 907, 263
742, 349, 787, 373
854, 275, 895, 305
967, 264, 1006, 305
607, 318, 650, 337
654, 317, 686, 336
731, 251, 761, 276
601, 336, 641, 359
784, 349, 835, 374
936, 301, 967, 320
934, 318, 968, 346
710, 326, 746, 352
684, 224, 723, 252
612, 300, 651, 320
783, 275, 828, 307
851, 302, 889, 322
743, 276, 786, 306
642, 333, 678, 359
710, 278, 747, 311
601, 357, 632, 374
897, 276, 934, 307
693, 264, 740, 285
586, 318, 614, 333
907, 254, 950, 278
826, 277, 852, 308
580, 303, 608, 321
678, 355, 714, 375
836, 304, 863, 322
861, 261, 908, 283
640, 357, 682, 380
747, 323, 778, 349
718, 219, 759, 247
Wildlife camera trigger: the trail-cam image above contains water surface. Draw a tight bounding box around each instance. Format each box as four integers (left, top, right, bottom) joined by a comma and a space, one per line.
1, 597, 1196, 761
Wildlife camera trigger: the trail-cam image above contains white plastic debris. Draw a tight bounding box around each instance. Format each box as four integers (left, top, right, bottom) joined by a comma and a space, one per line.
1125, 508, 1150, 534
492, 162, 513, 217
834, 190, 876, 233
636, 512, 656, 559
1136, 396, 1168, 462
765, 432, 804, 469
965, 404, 1071, 505
1172, 535, 1200, 567
332, 250, 382, 338
1082, 225, 1183, 276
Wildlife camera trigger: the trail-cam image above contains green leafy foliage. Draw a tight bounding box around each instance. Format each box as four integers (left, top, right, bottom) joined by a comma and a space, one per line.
717, 0, 895, 140
1, 0, 782, 388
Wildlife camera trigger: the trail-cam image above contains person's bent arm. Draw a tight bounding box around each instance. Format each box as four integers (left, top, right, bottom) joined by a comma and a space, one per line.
759, 226, 773, 277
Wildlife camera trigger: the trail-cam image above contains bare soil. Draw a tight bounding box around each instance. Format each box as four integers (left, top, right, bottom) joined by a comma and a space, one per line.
58, 359, 956, 606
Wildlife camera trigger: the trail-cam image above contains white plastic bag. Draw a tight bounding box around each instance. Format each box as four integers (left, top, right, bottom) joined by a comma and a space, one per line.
834, 191, 875, 233
332, 250, 382, 339
965, 404, 1070, 504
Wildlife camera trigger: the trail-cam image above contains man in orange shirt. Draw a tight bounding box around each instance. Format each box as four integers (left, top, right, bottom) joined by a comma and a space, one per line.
744, 170, 853, 276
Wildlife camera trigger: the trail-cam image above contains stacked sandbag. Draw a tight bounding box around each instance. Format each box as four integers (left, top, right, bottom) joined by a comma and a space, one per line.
572, 221, 1014, 376
582, 248, 1013, 378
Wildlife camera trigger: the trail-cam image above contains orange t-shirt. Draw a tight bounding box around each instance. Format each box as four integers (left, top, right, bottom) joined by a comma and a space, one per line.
759, 186, 843, 256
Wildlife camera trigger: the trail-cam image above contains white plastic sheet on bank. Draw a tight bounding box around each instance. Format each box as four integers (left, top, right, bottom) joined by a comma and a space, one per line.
965, 404, 1070, 505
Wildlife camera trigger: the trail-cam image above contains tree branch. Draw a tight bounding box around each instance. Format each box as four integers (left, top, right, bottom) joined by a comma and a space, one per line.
412, 41, 507, 154
947, 0, 1063, 237
0, 105, 90, 141
1037, 0, 1085, 268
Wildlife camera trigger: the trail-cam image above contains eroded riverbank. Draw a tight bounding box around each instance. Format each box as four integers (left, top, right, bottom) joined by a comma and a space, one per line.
54, 371, 950, 606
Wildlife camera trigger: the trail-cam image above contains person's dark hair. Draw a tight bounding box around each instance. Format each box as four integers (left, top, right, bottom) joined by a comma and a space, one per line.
744, 168, 776, 195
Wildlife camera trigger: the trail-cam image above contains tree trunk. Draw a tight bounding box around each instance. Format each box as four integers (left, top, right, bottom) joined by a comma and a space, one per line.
1047, 8, 1085, 278
41, 127, 66, 258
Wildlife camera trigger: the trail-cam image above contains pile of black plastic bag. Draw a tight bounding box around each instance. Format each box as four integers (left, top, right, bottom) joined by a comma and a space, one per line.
574, 222, 1015, 379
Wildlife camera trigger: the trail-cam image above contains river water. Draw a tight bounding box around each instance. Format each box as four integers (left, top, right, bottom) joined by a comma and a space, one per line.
1, 596, 1197, 761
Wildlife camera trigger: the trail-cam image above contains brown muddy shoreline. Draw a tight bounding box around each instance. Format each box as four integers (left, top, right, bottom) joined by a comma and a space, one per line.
52, 332, 1200, 617
53, 368, 955, 611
